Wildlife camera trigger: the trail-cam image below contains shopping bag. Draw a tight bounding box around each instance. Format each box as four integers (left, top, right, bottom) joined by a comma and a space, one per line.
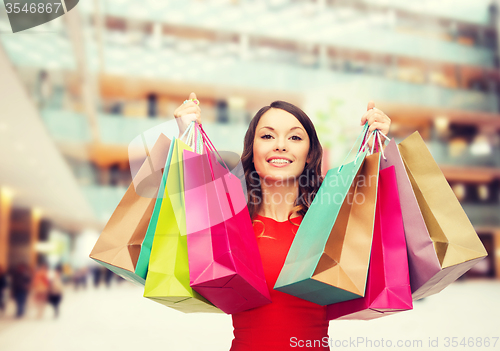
135, 139, 176, 279
380, 138, 441, 299
89, 133, 172, 286
397, 132, 488, 300
274, 125, 380, 305
143, 132, 222, 313
327, 165, 412, 320
183, 124, 271, 314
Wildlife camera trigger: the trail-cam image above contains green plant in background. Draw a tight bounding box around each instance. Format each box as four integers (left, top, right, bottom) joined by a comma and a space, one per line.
315, 98, 347, 146
314, 97, 353, 167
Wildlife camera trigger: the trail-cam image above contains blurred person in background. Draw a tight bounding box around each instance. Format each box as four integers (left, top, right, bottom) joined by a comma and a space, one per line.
36, 70, 53, 109
10, 263, 32, 318
0, 265, 8, 316
175, 93, 390, 351
61, 263, 73, 284
91, 266, 102, 288
73, 267, 88, 290
32, 262, 50, 319
104, 268, 114, 288
47, 265, 64, 318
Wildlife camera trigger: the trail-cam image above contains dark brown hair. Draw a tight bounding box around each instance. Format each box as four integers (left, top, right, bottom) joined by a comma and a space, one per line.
241, 101, 324, 226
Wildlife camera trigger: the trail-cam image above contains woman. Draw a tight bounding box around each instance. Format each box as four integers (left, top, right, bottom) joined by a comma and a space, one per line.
175, 92, 391, 350
0, 265, 8, 315
32, 263, 50, 319
47, 265, 64, 318
10, 263, 32, 318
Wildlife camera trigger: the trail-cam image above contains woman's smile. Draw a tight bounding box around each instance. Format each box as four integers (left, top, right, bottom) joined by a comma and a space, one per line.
267, 156, 293, 167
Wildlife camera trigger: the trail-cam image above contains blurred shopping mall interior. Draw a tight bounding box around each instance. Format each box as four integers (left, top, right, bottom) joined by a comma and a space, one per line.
0, 0, 499, 293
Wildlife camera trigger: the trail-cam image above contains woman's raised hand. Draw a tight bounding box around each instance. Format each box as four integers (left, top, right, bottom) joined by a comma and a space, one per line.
174, 92, 202, 138
359, 101, 391, 149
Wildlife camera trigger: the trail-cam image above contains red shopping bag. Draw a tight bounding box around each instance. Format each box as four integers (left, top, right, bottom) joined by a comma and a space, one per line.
326, 165, 412, 320
183, 124, 271, 314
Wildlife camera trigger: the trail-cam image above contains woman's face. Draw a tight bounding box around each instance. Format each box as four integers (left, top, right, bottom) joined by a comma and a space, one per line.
252, 108, 310, 182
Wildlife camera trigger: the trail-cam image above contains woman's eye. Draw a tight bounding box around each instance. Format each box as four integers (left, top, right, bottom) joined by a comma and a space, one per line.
260, 134, 301, 140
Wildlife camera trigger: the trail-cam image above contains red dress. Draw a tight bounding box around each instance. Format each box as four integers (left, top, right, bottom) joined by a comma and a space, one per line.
230, 214, 329, 351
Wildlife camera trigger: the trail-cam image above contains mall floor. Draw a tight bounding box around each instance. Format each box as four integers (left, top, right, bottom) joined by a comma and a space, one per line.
0, 279, 499, 351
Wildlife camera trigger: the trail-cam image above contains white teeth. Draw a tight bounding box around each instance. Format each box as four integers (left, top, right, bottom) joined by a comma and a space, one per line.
269, 159, 291, 164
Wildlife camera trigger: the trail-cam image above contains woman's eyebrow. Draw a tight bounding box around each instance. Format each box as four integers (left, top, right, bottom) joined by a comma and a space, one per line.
259, 126, 305, 132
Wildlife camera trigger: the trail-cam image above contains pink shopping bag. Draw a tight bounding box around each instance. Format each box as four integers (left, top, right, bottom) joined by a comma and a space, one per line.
326, 165, 412, 320
182, 124, 271, 314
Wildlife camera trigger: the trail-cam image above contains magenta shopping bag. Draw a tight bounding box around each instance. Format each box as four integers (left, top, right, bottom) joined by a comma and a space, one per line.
326, 165, 412, 320
183, 124, 271, 314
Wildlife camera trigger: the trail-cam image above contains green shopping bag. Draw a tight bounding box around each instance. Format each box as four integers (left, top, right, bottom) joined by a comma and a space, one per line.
135, 139, 176, 279
275, 124, 380, 305
143, 134, 221, 313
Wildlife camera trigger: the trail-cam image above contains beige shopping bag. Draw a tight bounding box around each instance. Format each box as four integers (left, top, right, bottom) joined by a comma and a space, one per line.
89, 133, 172, 285
398, 132, 488, 300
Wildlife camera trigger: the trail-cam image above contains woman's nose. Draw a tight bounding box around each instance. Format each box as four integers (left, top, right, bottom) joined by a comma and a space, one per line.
275, 139, 286, 151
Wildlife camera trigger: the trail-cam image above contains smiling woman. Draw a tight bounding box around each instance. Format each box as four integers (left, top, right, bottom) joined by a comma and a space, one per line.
173, 93, 391, 351
241, 101, 324, 223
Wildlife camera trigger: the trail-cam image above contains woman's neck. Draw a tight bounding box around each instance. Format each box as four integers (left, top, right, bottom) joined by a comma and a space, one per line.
257, 178, 299, 222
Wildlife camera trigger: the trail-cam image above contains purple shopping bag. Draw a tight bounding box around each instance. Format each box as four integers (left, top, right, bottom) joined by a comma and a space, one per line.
326, 165, 412, 320
182, 124, 271, 314
381, 139, 441, 299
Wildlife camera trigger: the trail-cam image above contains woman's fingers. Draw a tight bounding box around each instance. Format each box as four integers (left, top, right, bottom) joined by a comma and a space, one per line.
366, 111, 390, 131
183, 112, 201, 124
360, 101, 375, 125
361, 109, 379, 126
360, 102, 391, 150
180, 113, 198, 124
175, 93, 202, 137
179, 105, 201, 116
174, 103, 201, 119
367, 112, 382, 126
361, 108, 383, 126
360, 110, 370, 125
368, 122, 388, 134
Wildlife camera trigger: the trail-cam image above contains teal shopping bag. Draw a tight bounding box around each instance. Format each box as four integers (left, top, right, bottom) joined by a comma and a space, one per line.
275, 124, 380, 305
